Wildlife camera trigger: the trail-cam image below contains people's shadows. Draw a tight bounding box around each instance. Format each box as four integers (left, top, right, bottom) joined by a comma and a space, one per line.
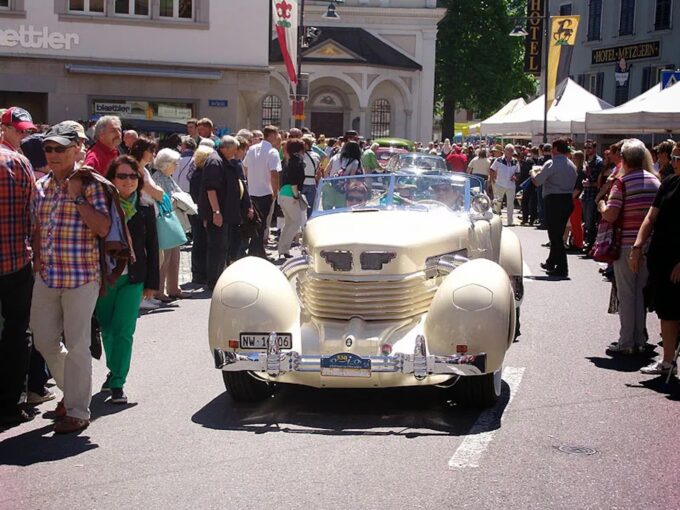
586, 353, 656, 373
0, 423, 98, 466
191, 380, 513, 439
625, 375, 680, 401
90, 392, 139, 418
525, 275, 570, 281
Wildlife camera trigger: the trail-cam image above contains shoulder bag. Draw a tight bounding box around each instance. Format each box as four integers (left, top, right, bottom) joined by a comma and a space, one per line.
156, 194, 187, 250
590, 178, 625, 264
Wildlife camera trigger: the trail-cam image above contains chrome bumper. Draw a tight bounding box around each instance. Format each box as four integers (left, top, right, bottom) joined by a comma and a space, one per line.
214, 334, 486, 378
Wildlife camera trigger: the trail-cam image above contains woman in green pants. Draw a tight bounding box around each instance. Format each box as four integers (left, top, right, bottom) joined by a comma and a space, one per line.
97, 155, 159, 404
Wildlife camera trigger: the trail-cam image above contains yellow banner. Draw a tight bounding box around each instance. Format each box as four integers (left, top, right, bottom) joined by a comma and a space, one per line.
547, 15, 580, 105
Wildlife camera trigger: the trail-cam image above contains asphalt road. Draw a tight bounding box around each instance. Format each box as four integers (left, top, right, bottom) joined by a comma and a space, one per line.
1, 226, 679, 510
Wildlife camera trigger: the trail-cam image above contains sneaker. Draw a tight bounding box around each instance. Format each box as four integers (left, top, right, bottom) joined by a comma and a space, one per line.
101, 373, 112, 393
139, 299, 160, 311
109, 388, 128, 404
606, 342, 634, 355
26, 389, 56, 405
54, 415, 89, 434
640, 360, 677, 375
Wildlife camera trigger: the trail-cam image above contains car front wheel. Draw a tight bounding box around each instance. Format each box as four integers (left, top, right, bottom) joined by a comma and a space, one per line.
454, 367, 502, 408
222, 371, 273, 402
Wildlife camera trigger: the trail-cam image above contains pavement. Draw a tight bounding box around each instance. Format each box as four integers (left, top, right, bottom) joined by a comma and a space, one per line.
1, 225, 679, 510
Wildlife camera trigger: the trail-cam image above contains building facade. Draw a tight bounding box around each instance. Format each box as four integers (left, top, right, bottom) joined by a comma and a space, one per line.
267, 0, 445, 142
0, 0, 271, 131
553, 0, 680, 106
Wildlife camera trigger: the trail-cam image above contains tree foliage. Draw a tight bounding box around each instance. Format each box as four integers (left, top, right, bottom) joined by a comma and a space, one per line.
436, 0, 537, 137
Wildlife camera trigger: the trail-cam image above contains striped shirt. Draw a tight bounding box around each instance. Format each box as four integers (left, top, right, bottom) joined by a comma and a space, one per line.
607, 169, 660, 246
33, 170, 109, 288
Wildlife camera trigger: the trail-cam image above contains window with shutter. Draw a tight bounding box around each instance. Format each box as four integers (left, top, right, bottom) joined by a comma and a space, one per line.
559, 3, 572, 15
654, 0, 672, 30
588, 0, 602, 40
619, 0, 635, 35
595, 72, 604, 98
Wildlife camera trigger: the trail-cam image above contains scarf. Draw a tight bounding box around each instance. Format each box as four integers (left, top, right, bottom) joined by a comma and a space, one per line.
119, 192, 138, 222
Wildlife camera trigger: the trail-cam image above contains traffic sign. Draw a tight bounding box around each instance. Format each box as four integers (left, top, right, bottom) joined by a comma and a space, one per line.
660, 70, 680, 89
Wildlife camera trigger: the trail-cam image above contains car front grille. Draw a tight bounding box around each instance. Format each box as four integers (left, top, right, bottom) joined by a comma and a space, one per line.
297, 272, 438, 321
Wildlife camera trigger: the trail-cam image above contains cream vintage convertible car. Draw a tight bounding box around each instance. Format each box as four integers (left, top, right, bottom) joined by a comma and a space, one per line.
209, 173, 523, 407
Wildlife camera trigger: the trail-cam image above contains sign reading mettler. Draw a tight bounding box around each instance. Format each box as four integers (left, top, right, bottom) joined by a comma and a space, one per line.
0, 25, 79, 50
591, 41, 660, 65
523, 0, 545, 76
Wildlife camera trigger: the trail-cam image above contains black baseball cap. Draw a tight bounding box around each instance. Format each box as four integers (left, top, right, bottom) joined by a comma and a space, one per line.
42, 124, 80, 146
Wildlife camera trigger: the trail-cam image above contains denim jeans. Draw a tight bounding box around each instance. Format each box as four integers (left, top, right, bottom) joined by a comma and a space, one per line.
301, 184, 317, 219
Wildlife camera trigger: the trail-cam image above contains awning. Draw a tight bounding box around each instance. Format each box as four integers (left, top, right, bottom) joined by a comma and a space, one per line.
66, 64, 223, 80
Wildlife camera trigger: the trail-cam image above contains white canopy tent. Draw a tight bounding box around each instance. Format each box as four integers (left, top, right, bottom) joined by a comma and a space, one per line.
480, 78, 612, 138
478, 98, 527, 136
585, 82, 680, 134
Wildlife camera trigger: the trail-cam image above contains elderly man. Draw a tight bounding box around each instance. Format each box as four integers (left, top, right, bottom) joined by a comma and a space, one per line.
243, 125, 282, 258
531, 138, 577, 278
1, 107, 37, 153
490, 144, 520, 226
0, 145, 36, 426
361, 142, 380, 174
119, 130, 139, 155
32, 124, 111, 434
84, 115, 121, 175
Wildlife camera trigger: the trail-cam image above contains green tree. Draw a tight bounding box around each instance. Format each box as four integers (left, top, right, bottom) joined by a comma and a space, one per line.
436, 0, 537, 140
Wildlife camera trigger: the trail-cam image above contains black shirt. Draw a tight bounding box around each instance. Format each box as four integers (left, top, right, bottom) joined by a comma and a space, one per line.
126, 203, 160, 291
199, 151, 244, 225
280, 153, 306, 190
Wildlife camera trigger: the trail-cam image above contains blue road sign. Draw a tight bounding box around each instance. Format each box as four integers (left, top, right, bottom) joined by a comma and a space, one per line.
660, 70, 680, 89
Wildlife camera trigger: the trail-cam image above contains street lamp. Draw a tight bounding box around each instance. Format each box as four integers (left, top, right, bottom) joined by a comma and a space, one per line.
510, 0, 550, 144
322, 1, 341, 20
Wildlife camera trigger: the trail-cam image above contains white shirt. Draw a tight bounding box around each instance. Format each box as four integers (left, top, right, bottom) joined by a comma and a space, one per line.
468, 156, 491, 177
328, 154, 359, 177
243, 140, 282, 197
303, 151, 320, 186
490, 157, 519, 188
174, 155, 193, 193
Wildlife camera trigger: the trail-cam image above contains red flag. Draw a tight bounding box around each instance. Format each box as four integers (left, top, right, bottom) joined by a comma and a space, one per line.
273, 0, 298, 85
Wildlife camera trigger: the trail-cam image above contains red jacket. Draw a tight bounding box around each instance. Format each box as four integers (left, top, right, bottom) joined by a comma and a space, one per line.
84, 142, 119, 175
446, 150, 468, 172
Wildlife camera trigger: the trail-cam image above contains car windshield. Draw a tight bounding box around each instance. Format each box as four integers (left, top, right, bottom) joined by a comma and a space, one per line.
312, 174, 485, 216
395, 155, 446, 171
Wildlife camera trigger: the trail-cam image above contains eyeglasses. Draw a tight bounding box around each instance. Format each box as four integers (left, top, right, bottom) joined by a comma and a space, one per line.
671, 155, 680, 162
346, 195, 365, 203
115, 173, 140, 180
43, 145, 74, 153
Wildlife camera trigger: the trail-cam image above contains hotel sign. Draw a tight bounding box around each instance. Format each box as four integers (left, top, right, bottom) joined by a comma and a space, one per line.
591, 41, 660, 65
523, 0, 545, 76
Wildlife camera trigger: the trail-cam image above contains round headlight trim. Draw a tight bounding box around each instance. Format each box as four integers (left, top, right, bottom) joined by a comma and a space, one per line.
471, 194, 491, 213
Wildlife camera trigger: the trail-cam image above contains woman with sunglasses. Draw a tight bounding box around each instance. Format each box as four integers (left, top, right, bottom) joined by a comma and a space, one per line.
97, 155, 159, 404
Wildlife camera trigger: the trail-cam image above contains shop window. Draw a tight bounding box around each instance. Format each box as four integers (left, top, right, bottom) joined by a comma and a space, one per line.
371, 99, 391, 138
262, 95, 282, 128
160, 0, 193, 19
619, 0, 635, 35
115, 0, 149, 16
587, 0, 602, 40
68, 0, 104, 13
0, 0, 9, 8
585, 72, 604, 98
655, 0, 672, 30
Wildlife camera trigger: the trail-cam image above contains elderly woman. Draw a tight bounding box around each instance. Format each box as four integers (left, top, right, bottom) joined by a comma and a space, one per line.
98, 156, 159, 403
153, 148, 188, 300
599, 139, 660, 355
630, 142, 680, 375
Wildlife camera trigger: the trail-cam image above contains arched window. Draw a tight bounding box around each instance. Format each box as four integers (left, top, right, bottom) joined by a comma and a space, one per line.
261, 95, 282, 127
371, 99, 391, 138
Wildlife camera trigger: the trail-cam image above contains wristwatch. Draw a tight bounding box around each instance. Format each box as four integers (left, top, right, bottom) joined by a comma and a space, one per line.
74, 195, 86, 206
213, 210, 221, 215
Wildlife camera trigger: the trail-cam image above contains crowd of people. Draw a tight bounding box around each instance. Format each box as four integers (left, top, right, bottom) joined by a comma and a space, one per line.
1, 103, 678, 434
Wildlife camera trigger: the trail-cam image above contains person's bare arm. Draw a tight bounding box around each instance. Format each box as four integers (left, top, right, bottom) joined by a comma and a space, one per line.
207, 189, 222, 227
271, 170, 279, 199
144, 174, 165, 202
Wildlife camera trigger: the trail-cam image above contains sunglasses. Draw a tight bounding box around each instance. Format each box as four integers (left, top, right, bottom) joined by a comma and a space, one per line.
115, 173, 140, 180
346, 195, 365, 203
672, 155, 680, 162
43, 145, 74, 153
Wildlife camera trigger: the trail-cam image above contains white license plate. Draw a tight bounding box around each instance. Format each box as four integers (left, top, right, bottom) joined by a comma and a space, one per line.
239, 333, 292, 350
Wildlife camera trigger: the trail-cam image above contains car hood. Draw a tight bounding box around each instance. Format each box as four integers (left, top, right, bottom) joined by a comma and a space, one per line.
303, 209, 470, 276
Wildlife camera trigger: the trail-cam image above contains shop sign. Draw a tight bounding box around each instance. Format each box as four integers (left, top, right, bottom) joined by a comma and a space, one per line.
0, 25, 79, 50
94, 102, 133, 115
208, 99, 228, 107
591, 41, 660, 65
158, 104, 193, 119
523, 0, 545, 76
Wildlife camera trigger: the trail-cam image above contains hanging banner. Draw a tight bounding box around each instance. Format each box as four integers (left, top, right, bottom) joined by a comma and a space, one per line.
547, 15, 580, 104
273, 0, 298, 85
523, 0, 545, 76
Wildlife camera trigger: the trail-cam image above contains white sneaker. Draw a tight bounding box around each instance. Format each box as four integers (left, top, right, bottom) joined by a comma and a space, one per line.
139, 299, 160, 310
640, 360, 676, 375
26, 389, 56, 405
148, 298, 163, 305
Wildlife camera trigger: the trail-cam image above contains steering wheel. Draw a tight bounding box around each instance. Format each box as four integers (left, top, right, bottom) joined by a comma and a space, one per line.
416, 199, 449, 208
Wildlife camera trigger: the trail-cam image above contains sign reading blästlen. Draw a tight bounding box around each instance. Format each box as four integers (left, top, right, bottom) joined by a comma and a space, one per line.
591, 41, 660, 65
523, 0, 545, 76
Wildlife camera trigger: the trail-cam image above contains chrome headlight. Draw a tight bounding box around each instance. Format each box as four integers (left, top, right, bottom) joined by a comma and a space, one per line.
471, 193, 491, 214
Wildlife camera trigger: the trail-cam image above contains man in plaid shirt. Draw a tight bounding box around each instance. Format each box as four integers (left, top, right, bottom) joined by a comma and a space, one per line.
0, 146, 36, 426
31, 124, 111, 434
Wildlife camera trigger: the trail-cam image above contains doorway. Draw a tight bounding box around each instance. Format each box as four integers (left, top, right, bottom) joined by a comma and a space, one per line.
0, 92, 48, 124
310, 112, 343, 138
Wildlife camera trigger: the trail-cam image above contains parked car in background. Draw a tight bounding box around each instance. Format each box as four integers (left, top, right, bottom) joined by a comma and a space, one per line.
384, 153, 447, 175
209, 173, 524, 408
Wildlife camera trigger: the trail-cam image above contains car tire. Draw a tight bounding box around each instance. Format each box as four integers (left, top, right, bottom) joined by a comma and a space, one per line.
454, 367, 502, 408
222, 372, 273, 402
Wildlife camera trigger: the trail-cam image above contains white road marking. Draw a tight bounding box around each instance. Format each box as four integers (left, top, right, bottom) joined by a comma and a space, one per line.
448, 366, 526, 469
523, 262, 533, 279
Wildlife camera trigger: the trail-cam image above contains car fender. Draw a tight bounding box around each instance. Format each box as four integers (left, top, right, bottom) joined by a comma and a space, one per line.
424, 258, 514, 373
208, 257, 301, 353
498, 229, 524, 305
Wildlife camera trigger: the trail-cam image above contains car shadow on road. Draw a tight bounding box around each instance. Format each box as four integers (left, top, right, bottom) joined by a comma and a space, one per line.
191, 381, 513, 439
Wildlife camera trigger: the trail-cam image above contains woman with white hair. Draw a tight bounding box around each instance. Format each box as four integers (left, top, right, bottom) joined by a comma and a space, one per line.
598, 139, 660, 355
153, 148, 189, 300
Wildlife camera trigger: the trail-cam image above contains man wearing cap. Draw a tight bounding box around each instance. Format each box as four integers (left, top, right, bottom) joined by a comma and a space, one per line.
56, 120, 89, 165
84, 115, 121, 175
31, 124, 111, 434
1, 107, 37, 153
0, 143, 36, 426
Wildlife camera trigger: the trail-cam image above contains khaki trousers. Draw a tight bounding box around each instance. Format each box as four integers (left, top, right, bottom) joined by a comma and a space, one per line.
278, 195, 304, 256
31, 277, 100, 420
